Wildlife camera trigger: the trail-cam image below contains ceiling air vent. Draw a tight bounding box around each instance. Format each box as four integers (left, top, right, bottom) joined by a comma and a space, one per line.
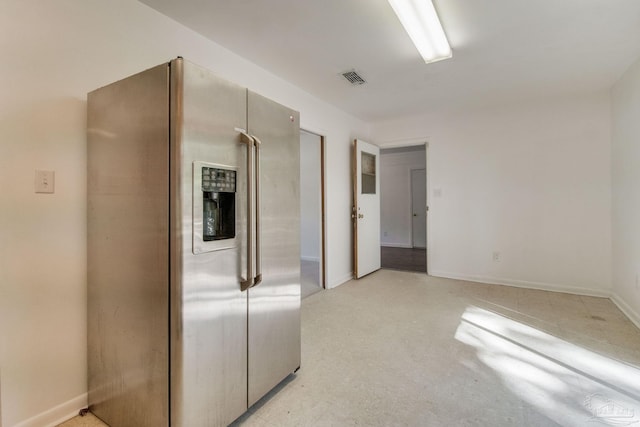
341, 70, 366, 86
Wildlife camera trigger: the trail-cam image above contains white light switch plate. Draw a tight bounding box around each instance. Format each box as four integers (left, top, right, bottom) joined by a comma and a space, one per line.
35, 170, 55, 193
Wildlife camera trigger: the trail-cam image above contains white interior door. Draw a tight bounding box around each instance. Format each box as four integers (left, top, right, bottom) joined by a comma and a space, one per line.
353, 139, 381, 278
411, 168, 427, 248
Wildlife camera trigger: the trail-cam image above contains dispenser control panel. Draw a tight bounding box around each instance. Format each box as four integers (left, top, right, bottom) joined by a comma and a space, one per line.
202, 167, 236, 193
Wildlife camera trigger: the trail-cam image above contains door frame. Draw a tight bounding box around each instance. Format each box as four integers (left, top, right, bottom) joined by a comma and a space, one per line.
320, 133, 326, 289
300, 128, 326, 289
424, 142, 430, 274
410, 167, 427, 249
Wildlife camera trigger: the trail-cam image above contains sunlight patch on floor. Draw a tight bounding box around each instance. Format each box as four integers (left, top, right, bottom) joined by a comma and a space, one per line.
455, 306, 640, 426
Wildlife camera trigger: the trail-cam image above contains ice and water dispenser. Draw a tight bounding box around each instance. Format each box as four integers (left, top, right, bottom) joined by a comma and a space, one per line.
193, 162, 237, 254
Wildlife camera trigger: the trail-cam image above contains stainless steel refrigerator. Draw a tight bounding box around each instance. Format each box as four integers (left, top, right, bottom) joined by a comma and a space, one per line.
87, 58, 301, 427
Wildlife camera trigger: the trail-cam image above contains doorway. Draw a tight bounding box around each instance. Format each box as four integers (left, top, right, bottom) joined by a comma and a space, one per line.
380, 144, 427, 273
300, 129, 325, 298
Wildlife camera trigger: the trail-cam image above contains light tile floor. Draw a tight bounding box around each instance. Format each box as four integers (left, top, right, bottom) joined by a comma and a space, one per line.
57, 413, 104, 427
60, 270, 640, 426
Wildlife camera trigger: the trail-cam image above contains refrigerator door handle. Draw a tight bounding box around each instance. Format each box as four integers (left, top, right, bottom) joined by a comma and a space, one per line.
239, 131, 255, 291
250, 135, 262, 287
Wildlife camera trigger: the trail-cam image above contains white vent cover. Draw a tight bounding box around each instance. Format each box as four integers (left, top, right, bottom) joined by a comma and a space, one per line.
341, 70, 366, 85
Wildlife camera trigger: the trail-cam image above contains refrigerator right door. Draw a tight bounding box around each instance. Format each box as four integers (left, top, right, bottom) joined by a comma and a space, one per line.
247, 91, 301, 406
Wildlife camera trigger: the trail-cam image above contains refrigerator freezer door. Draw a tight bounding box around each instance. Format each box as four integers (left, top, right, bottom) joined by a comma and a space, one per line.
247, 91, 301, 406
88, 64, 170, 427
171, 59, 249, 427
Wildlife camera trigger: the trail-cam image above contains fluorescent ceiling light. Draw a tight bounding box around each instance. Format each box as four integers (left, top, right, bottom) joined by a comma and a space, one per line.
388, 0, 452, 64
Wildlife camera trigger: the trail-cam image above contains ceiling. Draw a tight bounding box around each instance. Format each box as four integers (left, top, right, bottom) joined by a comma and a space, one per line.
139, 0, 640, 122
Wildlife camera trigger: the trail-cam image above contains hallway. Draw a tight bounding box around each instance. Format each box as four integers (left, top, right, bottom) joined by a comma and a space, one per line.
381, 246, 427, 273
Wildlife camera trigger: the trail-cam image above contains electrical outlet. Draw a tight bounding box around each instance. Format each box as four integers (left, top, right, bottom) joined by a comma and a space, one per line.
492, 251, 501, 262
35, 170, 55, 193
383, 231, 388, 237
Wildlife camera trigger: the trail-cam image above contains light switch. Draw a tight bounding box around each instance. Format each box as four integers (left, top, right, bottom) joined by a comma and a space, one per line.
35, 170, 55, 194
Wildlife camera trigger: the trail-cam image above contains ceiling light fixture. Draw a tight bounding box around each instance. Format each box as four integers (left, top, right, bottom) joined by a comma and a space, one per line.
388, 0, 452, 64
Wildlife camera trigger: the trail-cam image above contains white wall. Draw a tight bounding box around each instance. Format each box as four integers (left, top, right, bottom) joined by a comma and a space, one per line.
611, 55, 640, 327
300, 131, 322, 261
0, 1, 368, 425
380, 147, 426, 247
373, 92, 612, 296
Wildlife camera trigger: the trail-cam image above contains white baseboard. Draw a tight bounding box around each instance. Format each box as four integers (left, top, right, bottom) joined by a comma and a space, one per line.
13, 393, 87, 427
429, 270, 611, 298
610, 293, 640, 330
300, 255, 320, 262
328, 272, 353, 289
381, 243, 413, 248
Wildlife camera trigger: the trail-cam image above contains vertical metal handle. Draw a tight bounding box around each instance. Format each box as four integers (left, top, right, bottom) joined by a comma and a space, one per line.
239, 131, 254, 291
250, 135, 262, 287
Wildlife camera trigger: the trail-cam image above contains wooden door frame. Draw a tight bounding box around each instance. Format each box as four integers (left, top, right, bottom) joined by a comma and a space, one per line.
410, 167, 427, 249
320, 134, 326, 289
351, 140, 358, 278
